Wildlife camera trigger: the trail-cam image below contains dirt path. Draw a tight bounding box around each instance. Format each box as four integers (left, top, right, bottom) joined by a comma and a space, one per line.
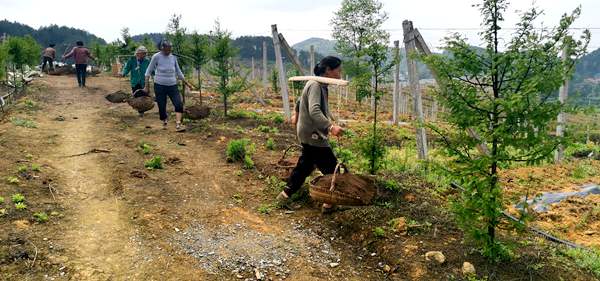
4, 75, 357, 281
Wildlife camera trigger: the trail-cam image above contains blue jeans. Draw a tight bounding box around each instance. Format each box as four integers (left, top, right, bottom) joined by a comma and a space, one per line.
75, 64, 87, 87
154, 84, 183, 121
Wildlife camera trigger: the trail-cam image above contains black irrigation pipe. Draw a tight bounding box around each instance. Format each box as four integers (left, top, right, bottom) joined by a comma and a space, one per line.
450, 182, 588, 250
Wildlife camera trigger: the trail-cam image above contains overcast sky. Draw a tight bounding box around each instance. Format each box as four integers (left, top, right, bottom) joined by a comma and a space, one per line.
1, 0, 599, 50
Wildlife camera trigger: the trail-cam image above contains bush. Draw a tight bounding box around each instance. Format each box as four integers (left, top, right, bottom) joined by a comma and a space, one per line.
265, 138, 275, 150
138, 142, 153, 155
31, 163, 41, 172
226, 138, 255, 163
145, 156, 163, 170
373, 227, 386, 238
14, 202, 27, 210
33, 212, 49, 223
355, 130, 387, 174
257, 125, 279, 134
11, 193, 25, 203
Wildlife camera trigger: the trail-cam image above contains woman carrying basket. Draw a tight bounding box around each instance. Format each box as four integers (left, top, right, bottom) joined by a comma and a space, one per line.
276, 56, 344, 214
122, 46, 150, 116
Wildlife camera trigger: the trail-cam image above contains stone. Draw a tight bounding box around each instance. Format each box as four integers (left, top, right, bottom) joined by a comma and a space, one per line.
383, 264, 392, 273
329, 262, 339, 268
462, 262, 476, 276
425, 251, 445, 264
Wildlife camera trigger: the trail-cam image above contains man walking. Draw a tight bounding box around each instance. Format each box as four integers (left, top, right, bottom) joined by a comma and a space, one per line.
41, 43, 56, 73
63, 41, 95, 87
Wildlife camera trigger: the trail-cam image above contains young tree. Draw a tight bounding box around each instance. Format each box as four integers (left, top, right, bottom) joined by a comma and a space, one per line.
332, 0, 392, 174
188, 31, 210, 103
167, 14, 187, 58
331, 0, 389, 103
421, 0, 589, 259
208, 20, 246, 116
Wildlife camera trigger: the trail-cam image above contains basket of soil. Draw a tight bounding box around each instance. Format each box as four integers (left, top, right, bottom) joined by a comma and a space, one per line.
128, 95, 155, 113
309, 163, 376, 206
185, 104, 211, 120
105, 90, 130, 103
276, 144, 302, 169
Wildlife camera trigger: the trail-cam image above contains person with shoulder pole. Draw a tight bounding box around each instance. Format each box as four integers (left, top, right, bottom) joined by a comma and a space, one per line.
62, 41, 95, 87
144, 40, 194, 132
41, 43, 56, 73
122, 46, 150, 116
277, 56, 344, 214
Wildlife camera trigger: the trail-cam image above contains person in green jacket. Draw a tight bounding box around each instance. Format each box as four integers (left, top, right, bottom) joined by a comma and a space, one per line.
122, 46, 150, 116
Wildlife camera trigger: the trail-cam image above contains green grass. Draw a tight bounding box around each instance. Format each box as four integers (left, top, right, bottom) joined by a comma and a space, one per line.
31, 163, 41, 172
138, 142, 153, 155
11, 193, 25, 203
144, 156, 164, 170
226, 139, 255, 169
373, 227, 386, 238
17, 165, 28, 173
0, 196, 4, 204
258, 203, 275, 214
571, 162, 597, 179
6, 176, 20, 185
257, 125, 279, 134
33, 212, 49, 223
14, 202, 27, 210
10, 117, 37, 128
563, 248, 600, 277
265, 138, 275, 150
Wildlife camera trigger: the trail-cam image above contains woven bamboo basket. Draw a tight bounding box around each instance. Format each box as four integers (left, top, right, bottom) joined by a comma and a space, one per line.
276, 144, 302, 169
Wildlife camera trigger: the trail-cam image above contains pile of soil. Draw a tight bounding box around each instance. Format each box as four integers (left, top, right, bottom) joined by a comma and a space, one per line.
185, 105, 211, 120
105, 90, 129, 103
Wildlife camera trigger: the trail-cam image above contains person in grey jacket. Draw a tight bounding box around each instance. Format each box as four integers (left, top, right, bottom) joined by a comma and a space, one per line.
277, 56, 344, 213
144, 40, 193, 132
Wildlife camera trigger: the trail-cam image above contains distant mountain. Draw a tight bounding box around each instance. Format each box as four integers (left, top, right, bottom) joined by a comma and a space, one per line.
0, 20, 106, 55
293, 38, 339, 57
131, 33, 164, 46
570, 47, 600, 105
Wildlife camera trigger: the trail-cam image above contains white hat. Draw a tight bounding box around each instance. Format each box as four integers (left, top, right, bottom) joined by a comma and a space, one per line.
135, 46, 148, 54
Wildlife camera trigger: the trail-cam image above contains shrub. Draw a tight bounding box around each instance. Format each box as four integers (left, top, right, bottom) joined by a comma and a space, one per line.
17, 165, 28, 173
138, 142, 153, 155
33, 212, 49, 223
373, 227, 386, 238
6, 176, 20, 185
226, 138, 254, 162
257, 125, 279, 134
145, 156, 164, 170
243, 155, 255, 169
265, 138, 275, 150
31, 163, 41, 172
563, 248, 600, 277
355, 130, 386, 174
258, 203, 274, 214
14, 202, 27, 210
11, 193, 25, 203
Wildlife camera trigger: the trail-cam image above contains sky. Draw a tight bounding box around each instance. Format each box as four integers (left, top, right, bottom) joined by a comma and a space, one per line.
1, 0, 599, 50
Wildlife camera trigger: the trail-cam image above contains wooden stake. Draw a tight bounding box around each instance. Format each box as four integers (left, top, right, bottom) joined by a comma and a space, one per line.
555, 47, 569, 163
271, 24, 291, 119
310, 45, 315, 76
262, 41, 268, 95
393, 40, 401, 124
251, 57, 255, 81
278, 33, 306, 75
403, 20, 428, 160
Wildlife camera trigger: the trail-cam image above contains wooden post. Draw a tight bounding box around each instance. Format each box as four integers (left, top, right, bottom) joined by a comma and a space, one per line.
271, 24, 291, 120
251, 57, 256, 81
278, 33, 306, 75
403, 20, 428, 160
262, 41, 268, 94
310, 45, 315, 75
555, 47, 569, 163
393, 40, 400, 124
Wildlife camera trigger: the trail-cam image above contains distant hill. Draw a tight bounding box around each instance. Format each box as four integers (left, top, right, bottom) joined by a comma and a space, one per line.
131, 33, 164, 47
0, 20, 106, 55
293, 37, 339, 57
571, 47, 600, 105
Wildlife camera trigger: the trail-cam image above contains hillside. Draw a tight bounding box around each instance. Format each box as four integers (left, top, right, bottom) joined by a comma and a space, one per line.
0, 20, 106, 55
570, 47, 600, 105
292, 37, 339, 57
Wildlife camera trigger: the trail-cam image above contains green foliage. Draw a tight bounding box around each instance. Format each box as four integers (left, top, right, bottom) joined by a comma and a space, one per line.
381, 179, 401, 192
563, 248, 600, 277
271, 114, 285, 124
14, 202, 27, 210
138, 142, 153, 155
355, 129, 386, 174
226, 139, 255, 167
270, 68, 279, 93
30, 163, 41, 172
265, 175, 287, 194
166, 14, 188, 62
11, 193, 25, 203
421, 0, 589, 259
372, 227, 386, 238
571, 161, 597, 179
6, 176, 20, 184
265, 138, 275, 150
17, 165, 28, 173
258, 203, 275, 214
257, 125, 279, 134
209, 20, 246, 116
3, 35, 41, 69
10, 117, 37, 128
33, 212, 49, 223
0, 196, 4, 204
145, 156, 164, 170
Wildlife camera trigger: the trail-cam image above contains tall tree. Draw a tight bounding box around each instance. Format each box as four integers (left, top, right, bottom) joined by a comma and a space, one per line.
208, 20, 246, 116
421, 0, 589, 259
331, 0, 389, 102
188, 32, 210, 103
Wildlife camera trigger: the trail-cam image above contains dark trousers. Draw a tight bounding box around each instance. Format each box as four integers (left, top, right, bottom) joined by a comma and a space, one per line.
41, 57, 54, 72
75, 64, 87, 87
154, 84, 183, 121
132, 84, 146, 97
285, 144, 338, 196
